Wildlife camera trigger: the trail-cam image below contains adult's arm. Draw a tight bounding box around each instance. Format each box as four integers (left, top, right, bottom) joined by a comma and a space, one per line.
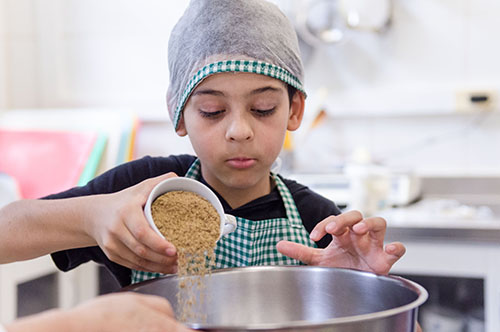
3, 292, 192, 332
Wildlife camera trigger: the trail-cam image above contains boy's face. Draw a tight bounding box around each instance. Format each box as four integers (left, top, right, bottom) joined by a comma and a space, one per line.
177, 72, 304, 201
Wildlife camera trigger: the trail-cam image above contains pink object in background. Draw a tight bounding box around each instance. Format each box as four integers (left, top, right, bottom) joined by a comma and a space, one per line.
0, 129, 97, 199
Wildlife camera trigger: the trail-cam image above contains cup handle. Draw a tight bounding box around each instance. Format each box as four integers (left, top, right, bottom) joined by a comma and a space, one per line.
223, 214, 237, 235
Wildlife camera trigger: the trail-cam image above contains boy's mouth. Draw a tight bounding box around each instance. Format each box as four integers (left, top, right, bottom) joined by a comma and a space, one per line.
226, 157, 256, 169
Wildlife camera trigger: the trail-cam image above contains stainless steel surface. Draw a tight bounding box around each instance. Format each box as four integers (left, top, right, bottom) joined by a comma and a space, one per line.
384, 177, 500, 242
125, 266, 427, 331
385, 202, 500, 242
386, 225, 500, 243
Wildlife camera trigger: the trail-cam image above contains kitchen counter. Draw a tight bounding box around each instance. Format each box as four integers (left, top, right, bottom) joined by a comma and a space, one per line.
383, 201, 500, 243
387, 225, 500, 243
382, 177, 500, 242
378, 177, 500, 332
378, 186, 500, 331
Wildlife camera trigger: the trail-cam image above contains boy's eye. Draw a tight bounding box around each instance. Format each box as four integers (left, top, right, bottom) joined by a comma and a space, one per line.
252, 108, 276, 117
199, 109, 225, 118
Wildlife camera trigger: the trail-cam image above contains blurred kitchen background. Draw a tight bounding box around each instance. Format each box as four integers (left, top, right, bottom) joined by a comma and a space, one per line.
1, 0, 499, 331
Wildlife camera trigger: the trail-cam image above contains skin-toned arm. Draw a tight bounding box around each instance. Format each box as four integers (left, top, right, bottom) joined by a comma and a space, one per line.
4, 292, 192, 332
0, 197, 98, 263
0, 173, 179, 274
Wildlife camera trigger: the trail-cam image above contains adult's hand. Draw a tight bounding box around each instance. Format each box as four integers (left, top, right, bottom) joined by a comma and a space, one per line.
70, 292, 191, 332
5, 292, 193, 332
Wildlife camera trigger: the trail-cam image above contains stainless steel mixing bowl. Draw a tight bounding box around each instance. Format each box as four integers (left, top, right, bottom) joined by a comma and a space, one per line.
125, 266, 427, 331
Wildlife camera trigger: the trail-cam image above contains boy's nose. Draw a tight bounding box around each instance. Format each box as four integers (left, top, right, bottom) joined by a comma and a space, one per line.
225, 113, 254, 141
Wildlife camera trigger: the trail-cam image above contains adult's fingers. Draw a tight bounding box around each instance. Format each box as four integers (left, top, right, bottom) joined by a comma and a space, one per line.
163, 318, 194, 332
276, 240, 317, 265
133, 292, 194, 332
129, 293, 175, 316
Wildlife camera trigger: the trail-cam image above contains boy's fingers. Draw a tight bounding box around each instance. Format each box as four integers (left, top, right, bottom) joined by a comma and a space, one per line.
324, 210, 364, 236
385, 241, 406, 261
112, 246, 177, 274
352, 217, 387, 241
309, 215, 336, 241
103, 224, 177, 273
121, 233, 178, 273
124, 208, 177, 256
143, 172, 179, 191
131, 172, 179, 202
101, 238, 149, 271
276, 240, 315, 265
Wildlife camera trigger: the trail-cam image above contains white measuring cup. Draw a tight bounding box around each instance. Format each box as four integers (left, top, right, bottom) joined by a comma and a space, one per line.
144, 177, 237, 241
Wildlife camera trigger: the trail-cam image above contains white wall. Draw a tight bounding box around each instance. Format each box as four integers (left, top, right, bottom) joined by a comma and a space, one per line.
292, 111, 500, 176
2, 0, 189, 117
2, 0, 40, 109
287, 0, 500, 176
4, 0, 500, 115
0, 0, 7, 111
2, 0, 500, 176
295, 0, 500, 116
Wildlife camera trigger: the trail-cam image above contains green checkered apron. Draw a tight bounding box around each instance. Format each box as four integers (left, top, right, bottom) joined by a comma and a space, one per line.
131, 158, 316, 283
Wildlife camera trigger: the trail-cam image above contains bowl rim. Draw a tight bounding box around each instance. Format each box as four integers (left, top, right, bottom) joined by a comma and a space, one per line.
124, 265, 428, 330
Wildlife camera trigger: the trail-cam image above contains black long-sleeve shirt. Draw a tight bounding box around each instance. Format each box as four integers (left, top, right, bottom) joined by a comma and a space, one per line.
47, 154, 341, 286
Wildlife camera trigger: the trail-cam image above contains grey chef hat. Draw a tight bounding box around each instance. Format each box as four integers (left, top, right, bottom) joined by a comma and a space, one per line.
167, 0, 306, 130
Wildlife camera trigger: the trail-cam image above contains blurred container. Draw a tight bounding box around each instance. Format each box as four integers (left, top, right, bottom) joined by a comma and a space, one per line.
345, 163, 390, 216
0, 172, 20, 208
466, 307, 485, 332
421, 305, 465, 332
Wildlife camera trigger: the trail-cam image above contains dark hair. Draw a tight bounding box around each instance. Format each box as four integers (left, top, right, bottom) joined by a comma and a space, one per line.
287, 84, 297, 108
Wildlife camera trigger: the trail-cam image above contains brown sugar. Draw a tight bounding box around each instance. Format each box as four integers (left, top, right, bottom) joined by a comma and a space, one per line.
151, 190, 220, 322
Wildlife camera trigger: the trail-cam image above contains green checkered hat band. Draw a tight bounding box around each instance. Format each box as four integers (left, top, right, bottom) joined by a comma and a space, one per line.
173, 60, 306, 129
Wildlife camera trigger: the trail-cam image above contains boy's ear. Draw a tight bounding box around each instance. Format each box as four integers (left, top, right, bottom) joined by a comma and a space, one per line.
175, 115, 188, 136
287, 91, 305, 131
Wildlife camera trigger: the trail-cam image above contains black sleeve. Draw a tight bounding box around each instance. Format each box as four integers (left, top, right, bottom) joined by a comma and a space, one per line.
47, 154, 196, 287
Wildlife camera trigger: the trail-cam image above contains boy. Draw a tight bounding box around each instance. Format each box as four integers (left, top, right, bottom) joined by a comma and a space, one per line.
0, 0, 404, 288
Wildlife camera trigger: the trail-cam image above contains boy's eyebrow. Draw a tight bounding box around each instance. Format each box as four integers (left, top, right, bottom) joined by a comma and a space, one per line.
192, 86, 283, 97
192, 89, 225, 97
249, 86, 283, 95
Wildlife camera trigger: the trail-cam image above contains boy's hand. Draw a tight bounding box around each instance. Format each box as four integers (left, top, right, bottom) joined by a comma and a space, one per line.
85, 173, 179, 274
276, 210, 405, 275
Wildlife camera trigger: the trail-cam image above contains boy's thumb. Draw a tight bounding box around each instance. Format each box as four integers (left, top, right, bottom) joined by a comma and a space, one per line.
142, 172, 179, 192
